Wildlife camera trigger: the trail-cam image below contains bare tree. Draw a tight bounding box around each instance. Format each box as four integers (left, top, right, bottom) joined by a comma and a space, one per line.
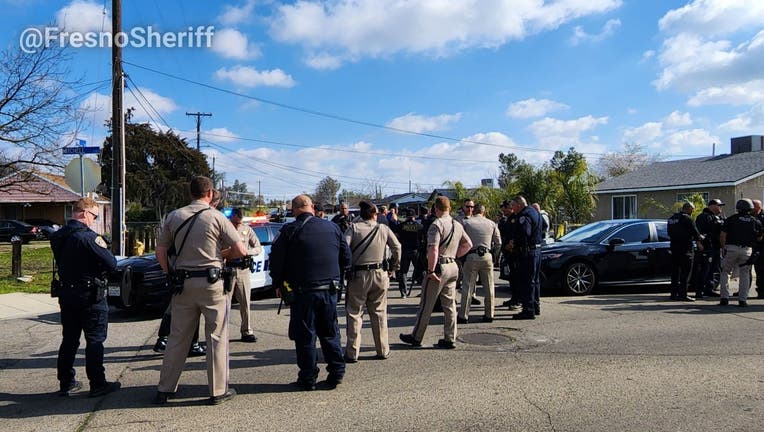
0, 45, 81, 189
597, 142, 661, 178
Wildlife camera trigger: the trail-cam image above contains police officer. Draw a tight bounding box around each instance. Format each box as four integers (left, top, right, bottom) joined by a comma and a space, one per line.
50, 197, 120, 397
344, 201, 401, 362
269, 194, 351, 391
394, 208, 424, 297
692, 199, 724, 299
153, 176, 247, 406
400, 196, 472, 349
667, 202, 703, 301
498, 200, 519, 308
751, 200, 764, 299
455, 198, 480, 305
331, 202, 352, 233
508, 196, 543, 320
227, 208, 263, 343
458, 204, 501, 323
719, 199, 762, 306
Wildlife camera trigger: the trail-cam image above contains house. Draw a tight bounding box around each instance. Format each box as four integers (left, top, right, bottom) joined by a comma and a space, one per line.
594, 135, 764, 220
0, 171, 111, 234
375, 192, 430, 209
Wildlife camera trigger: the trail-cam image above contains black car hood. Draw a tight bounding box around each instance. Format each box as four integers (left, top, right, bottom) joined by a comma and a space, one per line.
116, 254, 160, 270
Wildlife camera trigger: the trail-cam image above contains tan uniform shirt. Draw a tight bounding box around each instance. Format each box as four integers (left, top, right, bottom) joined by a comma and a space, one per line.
233, 222, 263, 256
157, 200, 241, 270
345, 220, 401, 269
428, 214, 468, 259
462, 215, 500, 250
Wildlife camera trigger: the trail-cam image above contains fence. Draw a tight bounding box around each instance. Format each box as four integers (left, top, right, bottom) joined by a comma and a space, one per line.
126, 222, 160, 256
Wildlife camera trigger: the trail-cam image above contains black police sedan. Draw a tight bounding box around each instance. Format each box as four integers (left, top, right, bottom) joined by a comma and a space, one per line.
0, 219, 39, 243
107, 222, 282, 310
541, 219, 672, 295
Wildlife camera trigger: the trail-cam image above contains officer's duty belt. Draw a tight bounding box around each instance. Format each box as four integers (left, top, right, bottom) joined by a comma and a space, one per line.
182, 268, 222, 278
353, 263, 384, 271
297, 281, 339, 292
467, 246, 490, 255
438, 257, 455, 264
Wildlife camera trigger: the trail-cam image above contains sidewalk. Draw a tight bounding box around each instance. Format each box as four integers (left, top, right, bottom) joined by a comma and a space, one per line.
0, 293, 59, 320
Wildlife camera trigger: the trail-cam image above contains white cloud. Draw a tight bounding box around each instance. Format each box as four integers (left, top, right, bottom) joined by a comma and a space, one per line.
211, 28, 260, 60
663, 111, 693, 128
56, 0, 110, 33
80, 88, 177, 126
527, 115, 609, 157
268, 0, 621, 67
659, 0, 764, 37
657, 129, 719, 154
215, 66, 296, 88
218, 0, 257, 26
687, 80, 764, 106
529, 115, 608, 139
570, 18, 621, 45
304, 53, 344, 71
506, 98, 569, 119
202, 127, 240, 143
386, 113, 462, 133
718, 104, 764, 133
623, 122, 663, 143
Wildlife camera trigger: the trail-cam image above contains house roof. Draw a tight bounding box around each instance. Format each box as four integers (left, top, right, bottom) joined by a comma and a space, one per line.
0, 171, 85, 203
595, 151, 764, 193
382, 192, 429, 205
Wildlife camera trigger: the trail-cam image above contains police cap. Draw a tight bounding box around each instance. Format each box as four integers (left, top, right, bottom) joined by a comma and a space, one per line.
736, 198, 754, 213
708, 199, 724, 206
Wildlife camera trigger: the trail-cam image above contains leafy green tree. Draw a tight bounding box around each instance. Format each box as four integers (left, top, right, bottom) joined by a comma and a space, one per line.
314, 176, 341, 206
549, 148, 601, 223
100, 120, 211, 220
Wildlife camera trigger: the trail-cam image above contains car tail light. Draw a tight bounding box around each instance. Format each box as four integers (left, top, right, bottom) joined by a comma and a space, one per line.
31, 227, 38, 234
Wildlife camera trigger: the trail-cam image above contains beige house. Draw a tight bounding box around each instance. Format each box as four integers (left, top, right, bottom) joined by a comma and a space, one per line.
595, 136, 764, 220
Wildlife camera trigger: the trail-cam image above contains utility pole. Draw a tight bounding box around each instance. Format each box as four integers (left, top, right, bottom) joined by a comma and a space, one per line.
258, 180, 261, 206
111, 0, 125, 256
186, 112, 212, 151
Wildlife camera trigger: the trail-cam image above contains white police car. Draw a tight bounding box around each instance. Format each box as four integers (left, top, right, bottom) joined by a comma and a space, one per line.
247, 219, 282, 293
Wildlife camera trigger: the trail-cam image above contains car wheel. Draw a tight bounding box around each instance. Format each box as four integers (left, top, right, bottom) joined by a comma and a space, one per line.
115, 266, 134, 309
563, 262, 596, 295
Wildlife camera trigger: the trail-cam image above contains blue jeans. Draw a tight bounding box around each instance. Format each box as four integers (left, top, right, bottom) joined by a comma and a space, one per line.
289, 290, 345, 384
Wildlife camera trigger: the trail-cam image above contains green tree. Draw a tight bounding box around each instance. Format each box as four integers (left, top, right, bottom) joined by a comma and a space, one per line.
549, 148, 600, 223
100, 120, 211, 220
314, 176, 341, 205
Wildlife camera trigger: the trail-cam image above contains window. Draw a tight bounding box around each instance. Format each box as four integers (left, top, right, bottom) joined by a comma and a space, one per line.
610, 223, 650, 244
677, 192, 709, 204
612, 195, 637, 219
655, 222, 670, 242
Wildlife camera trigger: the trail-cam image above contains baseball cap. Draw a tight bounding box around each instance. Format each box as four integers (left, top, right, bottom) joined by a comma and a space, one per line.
708, 199, 725, 206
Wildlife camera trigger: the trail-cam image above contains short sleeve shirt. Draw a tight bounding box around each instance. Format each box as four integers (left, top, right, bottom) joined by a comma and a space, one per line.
427, 214, 467, 259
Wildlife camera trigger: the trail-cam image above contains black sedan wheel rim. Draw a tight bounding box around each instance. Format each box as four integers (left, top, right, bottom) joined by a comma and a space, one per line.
566, 263, 595, 295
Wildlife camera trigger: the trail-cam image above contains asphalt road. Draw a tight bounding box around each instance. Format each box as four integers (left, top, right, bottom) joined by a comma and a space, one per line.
1, 280, 763, 432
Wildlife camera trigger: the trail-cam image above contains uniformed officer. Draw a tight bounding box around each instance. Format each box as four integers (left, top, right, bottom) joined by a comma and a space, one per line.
692, 199, 724, 299
458, 204, 501, 323
394, 208, 424, 297
377, 205, 389, 225
667, 202, 703, 301
50, 197, 120, 397
498, 200, 519, 308
508, 196, 543, 320
455, 198, 481, 305
153, 176, 247, 406
344, 201, 401, 362
400, 196, 472, 349
751, 200, 764, 299
331, 203, 351, 232
227, 208, 263, 342
269, 194, 351, 391
719, 199, 762, 306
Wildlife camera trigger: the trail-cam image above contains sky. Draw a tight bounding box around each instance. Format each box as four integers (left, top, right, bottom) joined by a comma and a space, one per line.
2, 0, 764, 201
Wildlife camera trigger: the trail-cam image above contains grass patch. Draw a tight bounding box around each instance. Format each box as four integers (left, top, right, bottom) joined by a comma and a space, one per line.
0, 242, 54, 294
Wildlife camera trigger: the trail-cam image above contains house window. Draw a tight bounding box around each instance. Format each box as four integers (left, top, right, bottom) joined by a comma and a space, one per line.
64, 205, 73, 221
677, 192, 709, 204
612, 195, 637, 219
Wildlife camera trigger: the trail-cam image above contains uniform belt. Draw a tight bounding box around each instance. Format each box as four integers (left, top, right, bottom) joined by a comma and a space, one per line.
438, 257, 455, 264
182, 268, 222, 278
296, 281, 339, 292
353, 263, 384, 271
468, 246, 490, 255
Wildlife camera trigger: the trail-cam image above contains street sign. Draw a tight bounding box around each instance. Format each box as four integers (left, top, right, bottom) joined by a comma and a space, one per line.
63, 146, 100, 155
64, 158, 101, 194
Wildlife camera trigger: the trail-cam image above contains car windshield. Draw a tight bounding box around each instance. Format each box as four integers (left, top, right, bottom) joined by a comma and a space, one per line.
557, 221, 625, 243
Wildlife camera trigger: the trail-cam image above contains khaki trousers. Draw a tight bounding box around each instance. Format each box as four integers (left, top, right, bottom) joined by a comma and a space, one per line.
459, 253, 495, 319
345, 268, 389, 359
158, 277, 230, 397
232, 268, 253, 336
412, 261, 458, 343
721, 245, 753, 301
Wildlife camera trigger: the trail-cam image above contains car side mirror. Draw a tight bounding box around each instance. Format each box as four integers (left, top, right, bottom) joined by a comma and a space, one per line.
607, 238, 625, 250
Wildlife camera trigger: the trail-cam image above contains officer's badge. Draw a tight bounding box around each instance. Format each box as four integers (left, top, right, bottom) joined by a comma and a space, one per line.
95, 236, 108, 248
519, 216, 528, 224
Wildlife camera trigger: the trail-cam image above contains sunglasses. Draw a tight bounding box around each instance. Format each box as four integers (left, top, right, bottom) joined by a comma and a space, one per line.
86, 210, 99, 220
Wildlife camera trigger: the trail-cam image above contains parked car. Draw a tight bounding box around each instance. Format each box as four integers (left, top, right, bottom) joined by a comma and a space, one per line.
107, 221, 283, 310
0, 220, 39, 243
540, 219, 672, 296
23, 218, 60, 239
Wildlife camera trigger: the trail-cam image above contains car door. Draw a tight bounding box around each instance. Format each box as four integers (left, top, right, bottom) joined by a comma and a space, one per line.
598, 222, 653, 283
249, 224, 270, 291
646, 220, 673, 280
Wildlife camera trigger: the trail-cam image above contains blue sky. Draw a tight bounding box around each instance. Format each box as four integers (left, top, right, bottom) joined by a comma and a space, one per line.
2, 0, 764, 200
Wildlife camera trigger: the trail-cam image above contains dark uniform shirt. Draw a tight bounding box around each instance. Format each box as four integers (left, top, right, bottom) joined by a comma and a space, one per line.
722, 213, 762, 247
394, 219, 423, 250
50, 220, 117, 288
270, 213, 352, 288
498, 214, 516, 249
512, 206, 543, 248
695, 208, 723, 249
667, 212, 702, 252
331, 213, 351, 233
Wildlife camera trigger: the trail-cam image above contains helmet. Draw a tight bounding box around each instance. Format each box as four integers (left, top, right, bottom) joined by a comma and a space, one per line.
736, 198, 754, 213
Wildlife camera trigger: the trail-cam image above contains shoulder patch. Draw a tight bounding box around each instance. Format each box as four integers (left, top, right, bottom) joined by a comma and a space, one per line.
95, 236, 108, 248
